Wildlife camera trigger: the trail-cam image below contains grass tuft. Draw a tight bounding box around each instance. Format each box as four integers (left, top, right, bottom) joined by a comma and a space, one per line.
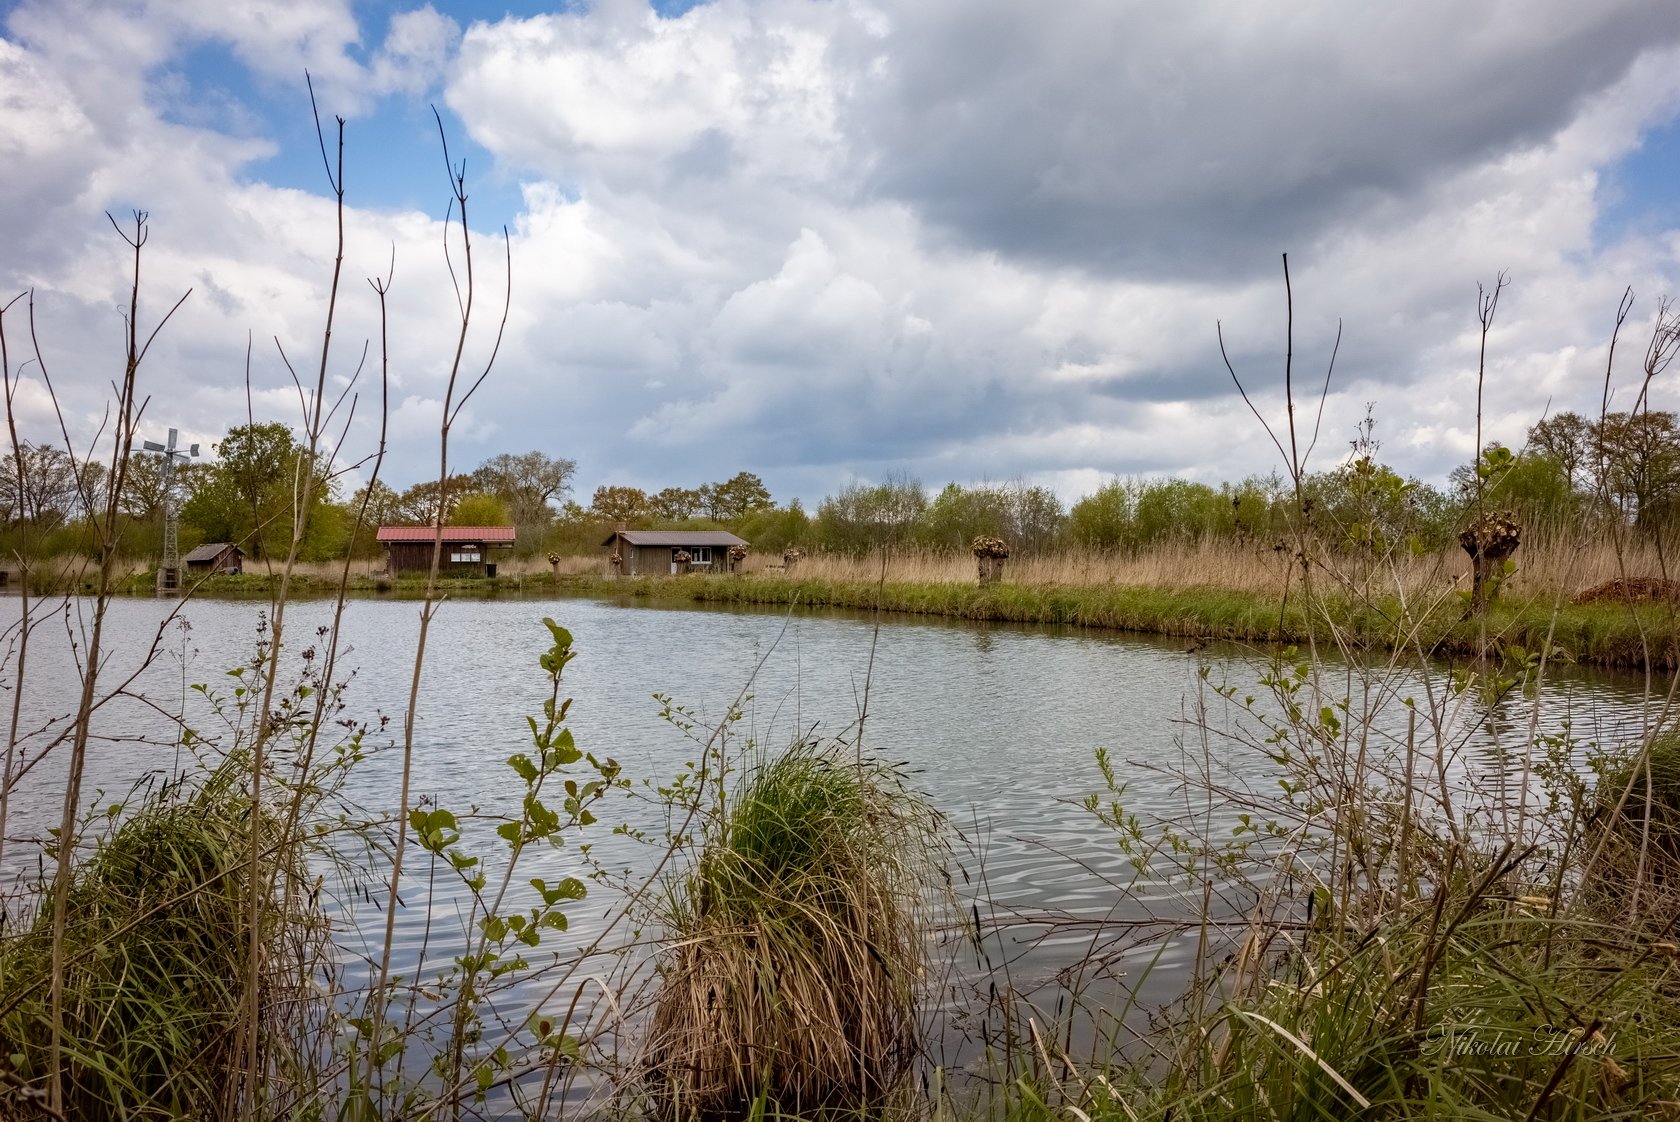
640, 740, 944, 1120
0, 756, 329, 1120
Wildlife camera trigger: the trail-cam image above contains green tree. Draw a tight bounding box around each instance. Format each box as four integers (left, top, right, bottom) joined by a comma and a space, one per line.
1131, 478, 1231, 545
452, 492, 513, 526
180, 422, 334, 560
341, 479, 399, 557
1307, 455, 1422, 555
736, 500, 810, 553
1008, 484, 1066, 554
590, 485, 649, 524
920, 484, 1010, 551
1226, 475, 1290, 541
348, 479, 399, 523
649, 487, 703, 521
1068, 480, 1131, 549
815, 475, 927, 554
1460, 444, 1578, 530
707, 472, 774, 521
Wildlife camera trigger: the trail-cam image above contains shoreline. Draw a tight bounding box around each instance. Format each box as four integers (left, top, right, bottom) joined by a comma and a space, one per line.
55, 568, 1680, 670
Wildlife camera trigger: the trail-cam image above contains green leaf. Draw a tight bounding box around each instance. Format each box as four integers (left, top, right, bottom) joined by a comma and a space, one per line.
553, 727, 580, 764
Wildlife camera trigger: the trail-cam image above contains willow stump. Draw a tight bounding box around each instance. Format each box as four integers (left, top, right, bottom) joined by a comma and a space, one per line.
547, 550, 561, 578
972, 536, 1010, 586
674, 549, 693, 576
783, 547, 806, 576
727, 544, 749, 574
1460, 511, 1521, 615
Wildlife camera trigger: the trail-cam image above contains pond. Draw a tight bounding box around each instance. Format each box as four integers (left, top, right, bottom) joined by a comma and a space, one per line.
0, 592, 1664, 1101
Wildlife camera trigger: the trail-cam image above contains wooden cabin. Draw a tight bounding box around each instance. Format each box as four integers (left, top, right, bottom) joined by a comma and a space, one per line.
377, 525, 516, 577
184, 542, 244, 574
601, 529, 749, 576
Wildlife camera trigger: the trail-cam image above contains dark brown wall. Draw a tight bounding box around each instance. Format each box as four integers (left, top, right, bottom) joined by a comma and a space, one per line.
610, 539, 735, 576
186, 547, 243, 573
384, 540, 491, 576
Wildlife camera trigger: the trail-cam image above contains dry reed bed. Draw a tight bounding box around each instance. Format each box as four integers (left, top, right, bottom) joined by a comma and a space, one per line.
751, 536, 1680, 603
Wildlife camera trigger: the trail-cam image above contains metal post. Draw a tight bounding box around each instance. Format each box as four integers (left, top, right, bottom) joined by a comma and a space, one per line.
143, 428, 199, 596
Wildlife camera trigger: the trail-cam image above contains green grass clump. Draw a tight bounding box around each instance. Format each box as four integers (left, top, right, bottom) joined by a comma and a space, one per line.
1113, 897, 1680, 1120
1586, 726, 1680, 931
641, 741, 944, 1120
0, 757, 328, 1120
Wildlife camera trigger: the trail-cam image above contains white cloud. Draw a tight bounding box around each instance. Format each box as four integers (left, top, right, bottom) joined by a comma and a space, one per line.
3, 0, 1680, 507
369, 6, 461, 98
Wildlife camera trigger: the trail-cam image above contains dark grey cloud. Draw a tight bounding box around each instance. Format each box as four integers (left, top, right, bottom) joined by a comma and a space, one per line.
847, 1, 1680, 278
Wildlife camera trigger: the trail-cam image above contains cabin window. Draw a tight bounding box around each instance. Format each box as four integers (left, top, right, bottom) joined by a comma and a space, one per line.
690, 547, 712, 564
450, 550, 482, 563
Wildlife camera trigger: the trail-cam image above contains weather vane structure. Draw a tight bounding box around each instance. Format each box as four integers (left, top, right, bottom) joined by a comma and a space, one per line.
142, 427, 199, 595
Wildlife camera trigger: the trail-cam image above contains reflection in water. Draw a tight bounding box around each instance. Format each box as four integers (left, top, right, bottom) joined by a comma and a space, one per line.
0, 594, 1666, 1097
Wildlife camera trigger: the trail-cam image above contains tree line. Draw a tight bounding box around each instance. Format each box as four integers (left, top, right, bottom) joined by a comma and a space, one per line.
6, 407, 1680, 565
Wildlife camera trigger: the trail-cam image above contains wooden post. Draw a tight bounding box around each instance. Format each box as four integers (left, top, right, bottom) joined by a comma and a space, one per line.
1459, 510, 1521, 615
972, 535, 1009, 586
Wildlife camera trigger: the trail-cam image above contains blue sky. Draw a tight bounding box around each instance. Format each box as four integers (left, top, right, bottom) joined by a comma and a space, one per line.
1597, 113, 1680, 247
3, 0, 1680, 506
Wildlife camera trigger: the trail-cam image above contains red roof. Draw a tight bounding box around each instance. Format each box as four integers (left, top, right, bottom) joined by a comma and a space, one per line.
376, 525, 517, 543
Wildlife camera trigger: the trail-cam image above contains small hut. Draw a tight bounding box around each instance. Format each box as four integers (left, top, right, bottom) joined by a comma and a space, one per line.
376, 526, 516, 577
184, 543, 244, 575
601, 529, 750, 576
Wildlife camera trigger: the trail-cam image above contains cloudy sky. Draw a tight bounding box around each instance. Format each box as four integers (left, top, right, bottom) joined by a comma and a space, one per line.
3, 0, 1680, 507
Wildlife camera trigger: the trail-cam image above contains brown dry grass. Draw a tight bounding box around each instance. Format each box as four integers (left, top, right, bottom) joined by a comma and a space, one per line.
639, 743, 942, 1120
727, 532, 1675, 605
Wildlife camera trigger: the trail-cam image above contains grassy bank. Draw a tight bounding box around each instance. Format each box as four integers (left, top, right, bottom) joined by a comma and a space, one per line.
68, 564, 1680, 669
645, 572, 1680, 670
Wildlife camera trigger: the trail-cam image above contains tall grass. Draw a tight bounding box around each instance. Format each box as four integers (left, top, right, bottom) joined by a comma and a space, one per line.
639, 740, 946, 1120
0, 753, 335, 1120
742, 533, 1680, 606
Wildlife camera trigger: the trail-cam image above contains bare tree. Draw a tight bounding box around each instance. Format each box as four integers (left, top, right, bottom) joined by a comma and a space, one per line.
470, 450, 575, 528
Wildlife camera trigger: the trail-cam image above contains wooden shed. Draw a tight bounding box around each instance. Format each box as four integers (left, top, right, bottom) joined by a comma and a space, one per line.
377, 525, 516, 577
601, 529, 749, 576
184, 542, 244, 574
